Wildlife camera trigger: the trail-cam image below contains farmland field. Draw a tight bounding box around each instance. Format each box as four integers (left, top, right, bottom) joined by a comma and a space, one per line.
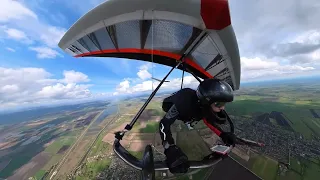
34, 170, 46, 180
176, 130, 211, 160
139, 121, 159, 133
7, 152, 51, 180
44, 136, 76, 154
248, 154, 278, 180
2, 79, 320, 180
0, 101, 115, 179
227, 80, 320, 180
227, 99, 320, 139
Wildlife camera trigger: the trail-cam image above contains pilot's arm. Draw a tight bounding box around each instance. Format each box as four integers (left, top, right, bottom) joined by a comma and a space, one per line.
203, 116, 236, 146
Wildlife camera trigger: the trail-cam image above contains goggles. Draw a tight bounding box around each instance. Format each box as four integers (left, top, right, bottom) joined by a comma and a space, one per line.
212, 102, 227, 108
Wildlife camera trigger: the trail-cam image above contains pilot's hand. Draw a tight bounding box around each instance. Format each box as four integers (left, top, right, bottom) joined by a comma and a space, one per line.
164, 145, 189, 174
219, 132, 236, 146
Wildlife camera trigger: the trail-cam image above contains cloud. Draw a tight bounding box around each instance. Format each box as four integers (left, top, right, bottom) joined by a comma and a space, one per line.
1, 0, 66, 58
270, 43, 320, 58
229, 0, 320, 68
267, 30, 320, 65
137, 64, 152, 80
309, 49, 320, 61
112, 61, 201, 96
0, 0, 38, 22
288, 53, 319, 65
36, 83, 91, 99
241, 57, 278, 71
3, 28, 32, 44
113, 75, 199, 95
1, 84, 19, 93
265, 30, 320, 60
40, 26, 66, 48
277, 46, 320, 65
116, 80, 130, 93
230, 0, 320, 45
160, 76, 200, 90
62, 70, 90, 83
6, 47, 15, 52
29, 46, 63, 59
291, 30, 320, 44
0, 67, 92, 108
241, 57, 316, 81
5, 28, 27, 40
132, 80, 154, 92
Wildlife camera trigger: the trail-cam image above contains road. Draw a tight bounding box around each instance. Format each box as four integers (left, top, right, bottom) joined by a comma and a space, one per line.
75, 110, 120, 169
49, 110, 105, 180
69, 113, 120, 178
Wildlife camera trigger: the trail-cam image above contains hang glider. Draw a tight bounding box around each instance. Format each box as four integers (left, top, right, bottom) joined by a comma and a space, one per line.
57, 0, 257, 179
58, 0, 241, 90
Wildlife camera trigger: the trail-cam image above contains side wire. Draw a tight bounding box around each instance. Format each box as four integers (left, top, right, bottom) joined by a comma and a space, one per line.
151, 10, 154, 92
181, 64, 185, 89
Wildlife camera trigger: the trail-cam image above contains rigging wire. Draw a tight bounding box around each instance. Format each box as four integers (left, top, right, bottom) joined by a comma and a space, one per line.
181, 64, 185, 89
151, 10, 154, 92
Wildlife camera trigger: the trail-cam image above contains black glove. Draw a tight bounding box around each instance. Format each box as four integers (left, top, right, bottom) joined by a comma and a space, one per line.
164, 145, 190, 174
219, 132, 236, 146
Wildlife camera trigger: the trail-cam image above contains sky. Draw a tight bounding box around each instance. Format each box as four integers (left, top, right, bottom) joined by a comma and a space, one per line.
0, 0, 320, 110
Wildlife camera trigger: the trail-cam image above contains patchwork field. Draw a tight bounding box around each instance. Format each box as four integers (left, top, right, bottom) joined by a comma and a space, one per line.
7, 152, 51, 180
227, 99, 320, 139
248, 154, 278, 180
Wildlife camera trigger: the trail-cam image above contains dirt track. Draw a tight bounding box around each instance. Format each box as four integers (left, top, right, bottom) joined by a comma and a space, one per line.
50, 110, 104, 179
109, 122, 127, 133
55, 138, 91, 177
26, 121, 47, 126
103, 132, 156, 151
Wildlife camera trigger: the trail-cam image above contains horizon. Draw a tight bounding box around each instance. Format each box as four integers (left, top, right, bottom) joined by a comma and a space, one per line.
1, 76, 319, 114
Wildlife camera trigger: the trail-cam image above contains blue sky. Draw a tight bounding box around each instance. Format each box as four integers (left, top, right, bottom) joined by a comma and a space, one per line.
1, 0, 320, 109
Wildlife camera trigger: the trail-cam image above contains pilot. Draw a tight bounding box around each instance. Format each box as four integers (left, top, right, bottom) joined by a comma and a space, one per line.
159, 78, 236, 174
